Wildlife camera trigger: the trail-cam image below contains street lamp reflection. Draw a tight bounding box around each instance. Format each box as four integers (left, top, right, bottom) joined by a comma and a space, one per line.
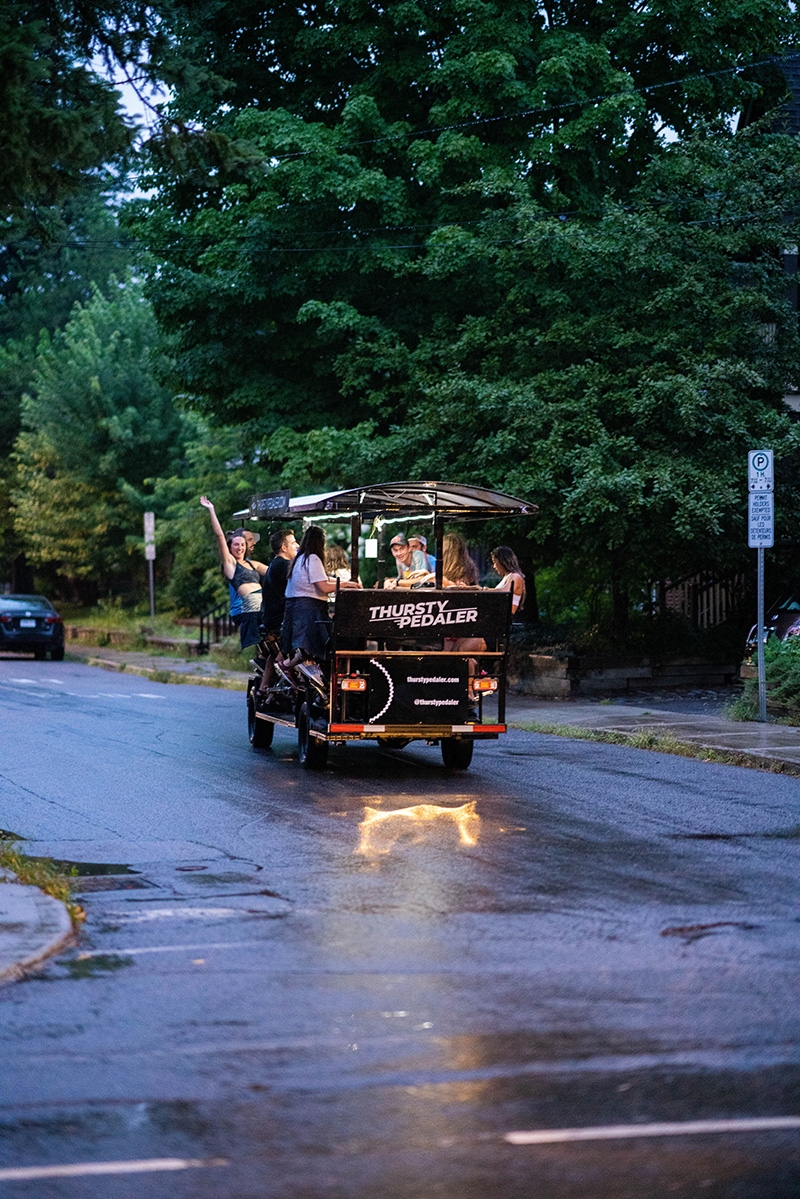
357, 801, 480, 857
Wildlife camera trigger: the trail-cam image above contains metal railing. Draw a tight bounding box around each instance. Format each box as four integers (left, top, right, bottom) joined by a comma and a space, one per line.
198, 603, 235, 655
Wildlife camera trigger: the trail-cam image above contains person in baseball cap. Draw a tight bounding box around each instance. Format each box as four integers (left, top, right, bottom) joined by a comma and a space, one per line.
390, 532, 429, 579
408, 533, 433, 573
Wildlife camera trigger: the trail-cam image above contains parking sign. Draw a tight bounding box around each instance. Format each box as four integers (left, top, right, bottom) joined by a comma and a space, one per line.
748, 449, 774, 492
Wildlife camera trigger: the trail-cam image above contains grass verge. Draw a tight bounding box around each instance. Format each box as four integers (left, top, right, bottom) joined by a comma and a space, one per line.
0, 842, 85, 925
513, 720, 800, 777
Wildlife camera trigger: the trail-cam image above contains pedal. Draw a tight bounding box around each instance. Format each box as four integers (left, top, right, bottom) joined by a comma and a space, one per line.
297, 662, 326, 690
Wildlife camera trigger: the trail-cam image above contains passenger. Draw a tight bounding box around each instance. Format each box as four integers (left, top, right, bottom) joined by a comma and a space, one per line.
200, 496, 266, 649
491, 545, 526, 615
225, 527, 260, 628
441, 532, 480, 587
261, 528, 299, 635
325, 543, 351, 582
283, 525, 360, 662
408, 533, 434, 574
441, 532, 484, 654
387, 532, 433, 588
255, 527, 299, 704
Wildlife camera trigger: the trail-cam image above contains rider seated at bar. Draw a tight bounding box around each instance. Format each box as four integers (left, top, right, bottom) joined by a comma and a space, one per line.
385, 533, 434, 589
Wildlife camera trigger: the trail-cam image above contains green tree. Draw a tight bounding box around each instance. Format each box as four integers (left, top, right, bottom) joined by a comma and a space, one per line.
12, 278, 187, 598
258, 128, 800, 636
142, 420, 278, 615
127, 2, 800, 637
129, 0, 796, 433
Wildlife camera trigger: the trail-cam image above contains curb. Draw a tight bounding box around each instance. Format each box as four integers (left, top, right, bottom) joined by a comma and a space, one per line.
65, 652, 248, 691
0, 871, 74, 984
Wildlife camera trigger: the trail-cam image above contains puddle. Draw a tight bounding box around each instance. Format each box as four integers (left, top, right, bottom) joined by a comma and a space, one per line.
71, 876, 154, 893
63, 954, 134, 979
672, 828, 800, 841
47, 860, 140, 876
184, 872, 256, 885
661, 921, 760, 945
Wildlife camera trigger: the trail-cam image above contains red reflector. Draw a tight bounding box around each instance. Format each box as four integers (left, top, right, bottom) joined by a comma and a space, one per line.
330, 723, 364, 733
340, 677, 367, 692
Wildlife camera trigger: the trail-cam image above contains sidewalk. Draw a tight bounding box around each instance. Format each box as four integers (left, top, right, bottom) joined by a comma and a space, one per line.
0, 869, 73, 985
506, 694, 800, 770
65, 643, 250, 689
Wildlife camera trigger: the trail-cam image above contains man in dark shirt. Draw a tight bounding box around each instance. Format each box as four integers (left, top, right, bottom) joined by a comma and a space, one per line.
261, 528, 298, 633
255, 528, 299, 705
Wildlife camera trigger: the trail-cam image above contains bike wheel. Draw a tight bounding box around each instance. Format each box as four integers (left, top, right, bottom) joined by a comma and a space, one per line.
440, 738, 473, 770
248, 693, 274, 748
298, 702, 328, 770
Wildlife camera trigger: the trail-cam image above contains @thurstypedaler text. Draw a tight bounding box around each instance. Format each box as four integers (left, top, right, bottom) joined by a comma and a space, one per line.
368, 600, 478, 630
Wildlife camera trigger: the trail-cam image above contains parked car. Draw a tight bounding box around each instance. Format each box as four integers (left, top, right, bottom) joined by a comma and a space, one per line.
744, 596, 800, 658
0, 594, 65, 660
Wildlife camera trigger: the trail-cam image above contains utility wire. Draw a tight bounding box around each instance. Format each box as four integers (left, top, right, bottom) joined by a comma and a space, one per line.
258, 51, 800, 161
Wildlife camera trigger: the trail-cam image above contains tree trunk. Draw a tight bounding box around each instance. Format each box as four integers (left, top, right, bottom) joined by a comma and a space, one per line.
610, 557, 629, 644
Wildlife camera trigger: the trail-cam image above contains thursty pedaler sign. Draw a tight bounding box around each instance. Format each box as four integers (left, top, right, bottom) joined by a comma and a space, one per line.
367, 657, 471, 725
333, 588, 512, 640
368, 599, 477, 631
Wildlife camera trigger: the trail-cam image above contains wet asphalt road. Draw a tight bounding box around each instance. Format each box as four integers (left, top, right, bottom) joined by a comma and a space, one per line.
0, 658, 798, 1198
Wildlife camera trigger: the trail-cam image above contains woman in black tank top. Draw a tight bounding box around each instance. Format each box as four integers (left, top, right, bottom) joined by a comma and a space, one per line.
200, 496, 267, 648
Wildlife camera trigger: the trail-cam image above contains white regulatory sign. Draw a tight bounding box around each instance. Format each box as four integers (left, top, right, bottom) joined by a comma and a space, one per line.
144, 510, 156, 560
748, 449, 774, 491
748, 491, 774, 548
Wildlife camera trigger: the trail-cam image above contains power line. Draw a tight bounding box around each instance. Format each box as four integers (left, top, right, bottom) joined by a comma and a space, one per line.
265, 52, 799, 162
49, 206, 800, 258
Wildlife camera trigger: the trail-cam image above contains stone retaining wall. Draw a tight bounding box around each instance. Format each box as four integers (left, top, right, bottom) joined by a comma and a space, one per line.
64, 625, 201, 655
515, 654, 740, 696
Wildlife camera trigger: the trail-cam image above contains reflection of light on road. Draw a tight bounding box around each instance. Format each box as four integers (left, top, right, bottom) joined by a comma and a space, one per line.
357, 801, 480, 856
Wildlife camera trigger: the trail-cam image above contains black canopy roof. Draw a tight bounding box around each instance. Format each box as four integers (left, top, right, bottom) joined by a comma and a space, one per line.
235, 480, 536, 522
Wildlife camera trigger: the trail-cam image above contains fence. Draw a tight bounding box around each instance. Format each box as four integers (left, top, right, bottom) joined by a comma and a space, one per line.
663, 573, 747, 629
198, 602, 235, 654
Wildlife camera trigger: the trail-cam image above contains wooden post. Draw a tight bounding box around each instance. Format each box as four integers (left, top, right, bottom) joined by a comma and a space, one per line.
434, 515, 444, 587
350, 515, 360, 583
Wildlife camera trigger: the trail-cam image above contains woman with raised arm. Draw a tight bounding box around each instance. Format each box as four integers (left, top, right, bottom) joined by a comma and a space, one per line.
200, 496, 267, 649
490, 545, 526, 615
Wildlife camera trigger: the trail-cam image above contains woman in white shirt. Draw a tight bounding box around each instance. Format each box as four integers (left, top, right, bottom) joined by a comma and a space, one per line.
491, 546, 526, 615
283, 526, 359, 660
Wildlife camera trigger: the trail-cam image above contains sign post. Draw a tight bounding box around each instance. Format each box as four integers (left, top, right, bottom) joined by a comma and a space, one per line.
747, 451, 774, 722
144, 511, 156, 620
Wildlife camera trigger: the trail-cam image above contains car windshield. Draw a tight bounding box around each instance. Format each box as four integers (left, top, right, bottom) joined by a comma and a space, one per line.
0, 596, 54, 612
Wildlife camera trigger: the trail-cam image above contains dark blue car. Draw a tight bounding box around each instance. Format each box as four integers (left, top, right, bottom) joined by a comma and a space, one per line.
0, 594, 65, 660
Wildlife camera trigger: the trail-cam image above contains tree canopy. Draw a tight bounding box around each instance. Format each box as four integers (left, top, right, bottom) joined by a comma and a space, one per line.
123, 0, 800, 631
129, 0, 797, 432
12, 279, 187, 597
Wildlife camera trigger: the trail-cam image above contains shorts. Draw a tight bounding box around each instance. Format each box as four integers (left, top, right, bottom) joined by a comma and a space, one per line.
282, 596, 330, 659
239, 611, 262, 649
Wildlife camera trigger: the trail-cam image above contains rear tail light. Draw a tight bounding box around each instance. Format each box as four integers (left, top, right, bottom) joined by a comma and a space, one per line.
0, 614, 11, 624
340, 676, 367, 692
471, 677, 498, 693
